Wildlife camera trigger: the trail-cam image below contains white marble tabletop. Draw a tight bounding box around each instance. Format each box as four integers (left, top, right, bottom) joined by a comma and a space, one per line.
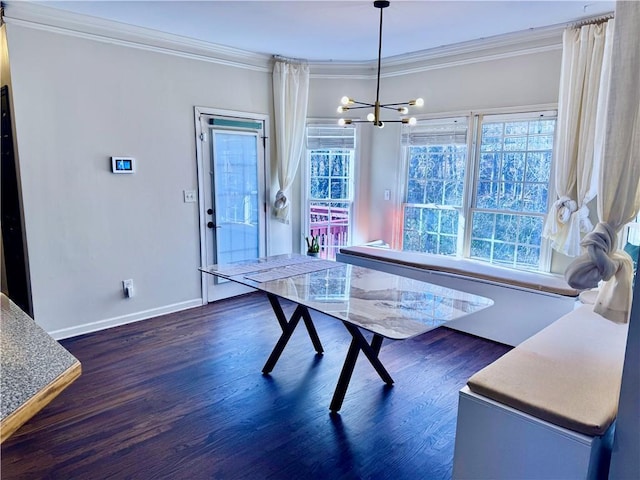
202, 255, 493, 340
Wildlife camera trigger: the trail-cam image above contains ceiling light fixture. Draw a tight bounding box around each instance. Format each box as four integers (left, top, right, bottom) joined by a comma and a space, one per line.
337, 0, 423, 128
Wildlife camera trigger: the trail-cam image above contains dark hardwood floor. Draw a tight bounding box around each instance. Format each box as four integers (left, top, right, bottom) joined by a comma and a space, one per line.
1, 291, 510, 479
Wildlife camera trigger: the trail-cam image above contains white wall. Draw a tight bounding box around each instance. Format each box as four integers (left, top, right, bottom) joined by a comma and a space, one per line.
5, 23, 275, 336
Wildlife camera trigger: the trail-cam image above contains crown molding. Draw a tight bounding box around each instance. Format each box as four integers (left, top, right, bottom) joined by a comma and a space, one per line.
4, 1, 564, 78
2, 1, 273, 72
309, 24, 564, 79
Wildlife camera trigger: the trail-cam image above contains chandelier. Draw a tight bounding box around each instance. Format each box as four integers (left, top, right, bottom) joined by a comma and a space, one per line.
338, 0, 423, 128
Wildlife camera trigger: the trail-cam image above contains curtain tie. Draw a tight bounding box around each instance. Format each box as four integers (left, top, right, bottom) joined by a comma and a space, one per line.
273, 190, 290, 224
546, 196, 593, 239
565, 222, 619, 289
274, 190, 288, 209
553, 196, 578, 224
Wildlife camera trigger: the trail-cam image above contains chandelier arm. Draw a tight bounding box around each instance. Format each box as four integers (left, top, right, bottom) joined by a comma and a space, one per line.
345, 103, 376, 109
380, 102, 412, 108
379, 105, 408, 111
347, 119, 410, 124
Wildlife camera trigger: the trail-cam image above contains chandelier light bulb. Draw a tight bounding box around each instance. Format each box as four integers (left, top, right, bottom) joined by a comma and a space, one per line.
410, 98, 425, 107
337, 106, 349, 113
341, 96, 353, 106
398, 107, 408, 114
408, 117, 417, 126
367, 113, 376, 122
338, 118, 346, 126
377, 121, 385, 129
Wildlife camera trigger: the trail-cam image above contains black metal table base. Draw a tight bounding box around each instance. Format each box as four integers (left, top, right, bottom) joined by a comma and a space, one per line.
330, 322, 394, 412
261, 293, 394, 412
262, 294, 324, 374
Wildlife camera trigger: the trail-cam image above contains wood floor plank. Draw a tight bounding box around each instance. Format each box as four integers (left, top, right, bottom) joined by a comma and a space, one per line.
1, 291, 510, 479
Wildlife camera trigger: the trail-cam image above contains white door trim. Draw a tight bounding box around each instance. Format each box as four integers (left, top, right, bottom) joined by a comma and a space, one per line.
194, 106, 271, 304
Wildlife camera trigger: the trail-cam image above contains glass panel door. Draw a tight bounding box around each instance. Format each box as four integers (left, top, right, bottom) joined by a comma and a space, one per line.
211, 130, 260, 265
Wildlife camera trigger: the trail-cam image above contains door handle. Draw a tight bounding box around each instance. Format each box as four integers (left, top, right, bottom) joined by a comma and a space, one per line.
207, 222, 221, 229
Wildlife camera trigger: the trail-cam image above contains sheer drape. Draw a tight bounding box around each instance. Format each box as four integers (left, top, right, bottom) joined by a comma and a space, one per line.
565, 1, 640, 323
543, 19, 614, 257
272, 59, 309, 224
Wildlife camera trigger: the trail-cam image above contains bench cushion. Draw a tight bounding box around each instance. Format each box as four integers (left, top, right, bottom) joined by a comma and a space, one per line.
467, 305, 628, 436
339, 246, 579, 297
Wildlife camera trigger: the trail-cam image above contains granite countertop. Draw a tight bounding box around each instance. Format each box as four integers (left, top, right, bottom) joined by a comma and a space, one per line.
1, 293, 80, 438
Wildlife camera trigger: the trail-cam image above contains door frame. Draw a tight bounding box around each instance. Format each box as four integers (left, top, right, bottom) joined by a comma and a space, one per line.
194, 106, 271, 304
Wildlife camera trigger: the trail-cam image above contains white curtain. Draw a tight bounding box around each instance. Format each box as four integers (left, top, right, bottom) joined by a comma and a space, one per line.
565, 1, 640, 323
543, 19, 614, 257
272, 59, 310, 224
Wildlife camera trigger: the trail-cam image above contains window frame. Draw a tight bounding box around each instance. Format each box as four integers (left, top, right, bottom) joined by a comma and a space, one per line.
399, 108, 557, 272
400, 116, 470, 256
303, 121, 358, 259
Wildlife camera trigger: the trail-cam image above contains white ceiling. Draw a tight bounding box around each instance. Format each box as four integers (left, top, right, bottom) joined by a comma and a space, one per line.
33, 0, 615, 62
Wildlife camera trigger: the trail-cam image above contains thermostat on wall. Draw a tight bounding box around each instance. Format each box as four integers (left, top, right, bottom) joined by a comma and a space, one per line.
111, 156, 135, 174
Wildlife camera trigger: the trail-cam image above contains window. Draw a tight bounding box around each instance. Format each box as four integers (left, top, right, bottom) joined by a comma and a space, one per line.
305, 125, 356, 259
402, 118, 468, 256
401, 111, 556, 271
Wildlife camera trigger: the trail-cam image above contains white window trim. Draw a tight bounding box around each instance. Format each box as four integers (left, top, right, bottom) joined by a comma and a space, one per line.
398, 105, 558, 272
397, 115, 470, 253
302, 119, 359, 256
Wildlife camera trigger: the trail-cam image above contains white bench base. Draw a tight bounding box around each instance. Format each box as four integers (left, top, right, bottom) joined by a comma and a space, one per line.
453, 386, 614, 480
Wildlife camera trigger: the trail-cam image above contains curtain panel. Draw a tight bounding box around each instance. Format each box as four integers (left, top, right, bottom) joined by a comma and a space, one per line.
565, 1, 640, 323
543, 18, 614, 257
272, 59, 310, 224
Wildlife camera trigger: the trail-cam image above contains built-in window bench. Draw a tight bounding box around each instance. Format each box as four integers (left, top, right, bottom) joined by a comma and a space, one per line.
337, 245, 580, 346
0, 293, 81, 443
453, 304, 629, 479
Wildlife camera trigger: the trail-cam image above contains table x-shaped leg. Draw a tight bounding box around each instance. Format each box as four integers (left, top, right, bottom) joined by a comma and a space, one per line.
262, 293, 324, 374
330, 322, 394, 412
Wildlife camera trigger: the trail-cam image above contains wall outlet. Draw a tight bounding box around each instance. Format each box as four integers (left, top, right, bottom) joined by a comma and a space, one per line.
183, 189, 197, 203
123, 279, 134, 298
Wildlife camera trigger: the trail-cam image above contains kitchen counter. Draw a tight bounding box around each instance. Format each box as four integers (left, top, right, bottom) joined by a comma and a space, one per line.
1, 293, 81, 442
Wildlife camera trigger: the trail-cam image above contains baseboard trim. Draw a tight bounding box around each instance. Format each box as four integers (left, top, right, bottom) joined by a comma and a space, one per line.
48, 298, 204, 340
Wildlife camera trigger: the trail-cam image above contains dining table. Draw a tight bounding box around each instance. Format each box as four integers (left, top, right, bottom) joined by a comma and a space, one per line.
200, 254, 493, 412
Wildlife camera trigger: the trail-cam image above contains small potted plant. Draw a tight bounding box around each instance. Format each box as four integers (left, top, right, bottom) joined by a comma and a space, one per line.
306, 235, 320, 257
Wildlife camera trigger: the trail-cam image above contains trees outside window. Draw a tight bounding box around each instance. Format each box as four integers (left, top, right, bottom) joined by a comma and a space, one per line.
401, 111, 556, 271
403, 118, 467, 256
